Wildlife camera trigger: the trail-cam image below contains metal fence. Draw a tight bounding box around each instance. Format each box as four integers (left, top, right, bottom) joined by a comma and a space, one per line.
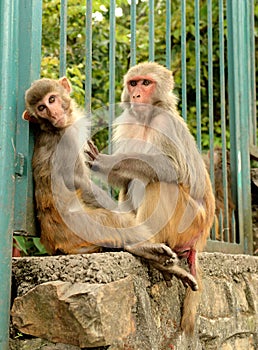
40, 0, 255, 253
0, 1, 256, 348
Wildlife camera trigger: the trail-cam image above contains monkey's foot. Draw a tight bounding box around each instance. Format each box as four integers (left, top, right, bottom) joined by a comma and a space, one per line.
125, 243, 179, 265
151, 262, 198, 291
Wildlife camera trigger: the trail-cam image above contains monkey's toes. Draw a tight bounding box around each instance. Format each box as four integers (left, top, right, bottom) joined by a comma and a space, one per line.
158, 244, 178, 258
164, 254, 179, 266
184, 275, 198, 291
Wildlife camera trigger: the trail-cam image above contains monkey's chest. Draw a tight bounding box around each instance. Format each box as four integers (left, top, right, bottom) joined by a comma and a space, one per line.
119, 124, 158, 143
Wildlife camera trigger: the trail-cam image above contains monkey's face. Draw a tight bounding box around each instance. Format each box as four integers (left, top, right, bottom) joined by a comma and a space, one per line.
24, 77, 72, 130
35, 91, 68, 128
127, 76, 156, 105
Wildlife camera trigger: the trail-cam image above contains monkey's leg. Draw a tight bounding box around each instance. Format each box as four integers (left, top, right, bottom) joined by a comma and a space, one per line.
187, 248, 197, 276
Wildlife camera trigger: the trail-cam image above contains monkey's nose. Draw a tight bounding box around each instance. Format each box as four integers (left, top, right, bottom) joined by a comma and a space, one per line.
133, 94, 141, 99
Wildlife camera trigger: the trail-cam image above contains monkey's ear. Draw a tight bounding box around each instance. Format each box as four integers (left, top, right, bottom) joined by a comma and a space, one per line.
59, 77, 72, 94
22, 110, 39, 123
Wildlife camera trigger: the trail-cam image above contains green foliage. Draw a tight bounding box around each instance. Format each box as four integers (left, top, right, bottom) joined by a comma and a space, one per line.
14, 236, 47, 256
41, 0, 236, 152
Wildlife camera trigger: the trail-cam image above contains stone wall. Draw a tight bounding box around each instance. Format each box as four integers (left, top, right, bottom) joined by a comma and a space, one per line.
10, 252, 258, 350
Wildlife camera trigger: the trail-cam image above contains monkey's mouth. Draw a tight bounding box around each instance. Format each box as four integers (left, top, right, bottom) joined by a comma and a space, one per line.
52, 116, 66, 127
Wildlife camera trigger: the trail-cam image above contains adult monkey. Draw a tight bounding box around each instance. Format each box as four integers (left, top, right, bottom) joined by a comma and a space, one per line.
87, 62, 216, 334
22, 76, 198, 290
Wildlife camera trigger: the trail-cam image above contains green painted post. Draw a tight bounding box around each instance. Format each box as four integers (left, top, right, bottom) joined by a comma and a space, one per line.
130, 0, 137, 67
207, 0, 214, 190
108, 0, 116, 155
165, 0, 171, 68
14, 0, 42, 234
238, 0, 253, 253
0, 1, 19, 348
85, 0, 92, 114
194, 0, 201, 151
226, 0, 253, 252
249, 1, 256, 145
181, 0, 187, 121
219, 0, 229, 240
59, 0, 68, 77
148, 0, 155, 61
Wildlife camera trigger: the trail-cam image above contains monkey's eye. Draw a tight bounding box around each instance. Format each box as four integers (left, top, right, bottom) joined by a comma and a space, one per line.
129, 80, 137, 87
49, 95, 56, 103
142, 79, 152, 86
38, 105, 45, 112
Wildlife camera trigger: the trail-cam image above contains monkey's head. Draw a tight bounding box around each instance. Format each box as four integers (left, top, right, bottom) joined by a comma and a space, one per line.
23, 77, 73, 131
121, 62, 175, 107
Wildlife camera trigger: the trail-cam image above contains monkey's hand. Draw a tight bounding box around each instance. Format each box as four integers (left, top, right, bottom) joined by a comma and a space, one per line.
85, 140, 99, 165
85, 140, 106, 173
85, 140, 111, 174
85, 141, 122, 178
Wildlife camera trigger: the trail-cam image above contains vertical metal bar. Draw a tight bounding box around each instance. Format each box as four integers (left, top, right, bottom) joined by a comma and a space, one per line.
181, 0, 187, 121
85, 0, 92, 114
130, 0, 137, 67
108, 0, 116, 154
0, 1, 18, 347
14, 0, 42, 235
226, 0, 252, 252
207, 0, 215, 240
249, 0, 256, 145
148, 0, 155, 61
219, 0, 229, 241
59, 0, 67, 77
231, 210, 236, 243
165, 0, 171, 68
226, 0, 240, 217
207, 0, 214, 189
238, 0, 252, 253
194, 0, 201, 150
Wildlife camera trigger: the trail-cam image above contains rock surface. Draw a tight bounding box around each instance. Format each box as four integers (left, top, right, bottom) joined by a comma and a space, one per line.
10, 252, 258, 349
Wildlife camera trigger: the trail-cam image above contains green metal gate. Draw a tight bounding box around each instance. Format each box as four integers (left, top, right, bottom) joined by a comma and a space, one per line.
0, 1, 256, 348
0, 1, 42, 348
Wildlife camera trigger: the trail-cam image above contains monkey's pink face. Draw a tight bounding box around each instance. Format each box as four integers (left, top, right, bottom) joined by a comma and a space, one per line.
36, 92, 67, 128
127, 75, 156, 104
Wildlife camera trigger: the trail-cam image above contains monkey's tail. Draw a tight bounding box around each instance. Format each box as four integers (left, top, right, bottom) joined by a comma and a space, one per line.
180, 262, 203, 336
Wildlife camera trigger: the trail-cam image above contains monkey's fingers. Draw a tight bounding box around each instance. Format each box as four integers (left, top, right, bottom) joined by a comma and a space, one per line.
85, 151, 95, 163
87, 140, 99, 158
161, 272, 173, 287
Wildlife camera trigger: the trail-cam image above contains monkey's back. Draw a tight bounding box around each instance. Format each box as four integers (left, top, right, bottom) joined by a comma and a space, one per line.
32, 131, 100, 254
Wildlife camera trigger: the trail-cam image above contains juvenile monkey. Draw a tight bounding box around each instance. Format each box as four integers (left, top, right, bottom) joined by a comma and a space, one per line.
22, 76, 198, 290
87, 62, 216, 334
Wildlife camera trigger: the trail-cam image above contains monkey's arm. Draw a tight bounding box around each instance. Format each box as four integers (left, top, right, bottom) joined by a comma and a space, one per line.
61, 156, 117, 210
86, 141, 178, 187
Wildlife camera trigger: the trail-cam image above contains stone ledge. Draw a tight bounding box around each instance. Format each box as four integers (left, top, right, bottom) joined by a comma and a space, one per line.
10, 252, 258, 350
